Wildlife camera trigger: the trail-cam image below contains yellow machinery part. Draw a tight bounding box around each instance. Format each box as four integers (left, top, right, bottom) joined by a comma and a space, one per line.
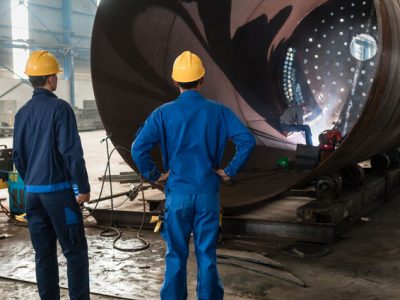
0, 179, 7, 190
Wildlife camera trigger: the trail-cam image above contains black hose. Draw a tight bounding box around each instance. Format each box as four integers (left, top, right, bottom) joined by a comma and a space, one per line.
86, 142, 150, 252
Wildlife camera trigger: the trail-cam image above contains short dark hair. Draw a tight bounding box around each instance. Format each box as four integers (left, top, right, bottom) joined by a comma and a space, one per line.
28, 75, 50, 88
177, 78, 202, 90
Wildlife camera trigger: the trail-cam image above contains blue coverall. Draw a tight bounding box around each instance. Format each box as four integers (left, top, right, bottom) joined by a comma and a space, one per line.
13, 88, 90, 300
131, 90, 256, 299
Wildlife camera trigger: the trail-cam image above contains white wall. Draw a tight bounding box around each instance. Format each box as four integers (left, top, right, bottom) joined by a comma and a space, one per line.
75, 77, 95, 107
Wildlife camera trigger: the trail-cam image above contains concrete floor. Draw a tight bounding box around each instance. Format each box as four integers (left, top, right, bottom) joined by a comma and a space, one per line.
1, 130, 400, 299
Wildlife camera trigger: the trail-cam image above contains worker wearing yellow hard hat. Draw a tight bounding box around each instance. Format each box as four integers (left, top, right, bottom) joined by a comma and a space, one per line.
13, 50, 91, 299
25, 50, 62, 76
24, 50, 62, 93
132, 51, 256, 300
171, 50, 205, 83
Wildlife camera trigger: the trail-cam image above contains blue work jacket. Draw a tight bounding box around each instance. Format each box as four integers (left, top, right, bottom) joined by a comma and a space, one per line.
131, 90, 256, 193
12, 88, 90, 194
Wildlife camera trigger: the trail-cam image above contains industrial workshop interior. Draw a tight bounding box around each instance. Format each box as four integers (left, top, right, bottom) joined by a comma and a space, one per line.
1, 0, 400, 299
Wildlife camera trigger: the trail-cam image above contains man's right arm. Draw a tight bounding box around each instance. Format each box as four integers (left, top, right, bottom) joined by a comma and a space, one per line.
131, 110, 162, 183
221, 108, 256, 179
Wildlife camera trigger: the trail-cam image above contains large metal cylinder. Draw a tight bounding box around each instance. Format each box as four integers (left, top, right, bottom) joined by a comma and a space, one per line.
91, 0, 400, 214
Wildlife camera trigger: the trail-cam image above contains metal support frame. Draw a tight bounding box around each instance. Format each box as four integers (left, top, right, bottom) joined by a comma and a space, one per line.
0, 62, 31, 100
0, 0, 96, 108
0, 38, 90, 56
0, 82, 24, 99
62, 0, 75, 107
0, 24, 91, 41
23, 2, 63, 44
0, 63, 31, 84
0, 0, 95, 18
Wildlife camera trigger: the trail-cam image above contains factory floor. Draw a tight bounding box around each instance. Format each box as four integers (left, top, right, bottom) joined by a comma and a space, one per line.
1, 130, 400, 299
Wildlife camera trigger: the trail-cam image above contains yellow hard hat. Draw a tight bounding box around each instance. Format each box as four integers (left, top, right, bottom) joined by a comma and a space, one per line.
172, 51, 205, 83
25, 50, 62, 76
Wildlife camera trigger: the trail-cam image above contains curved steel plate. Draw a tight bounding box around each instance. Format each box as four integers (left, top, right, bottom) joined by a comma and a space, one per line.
91, 0, 400, 214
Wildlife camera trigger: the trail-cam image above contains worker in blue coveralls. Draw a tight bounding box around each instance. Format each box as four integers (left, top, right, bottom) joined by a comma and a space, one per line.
12, 50, 91, 300
131, 51, 256, 300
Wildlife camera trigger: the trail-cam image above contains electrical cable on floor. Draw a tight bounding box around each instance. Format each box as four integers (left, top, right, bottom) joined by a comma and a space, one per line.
110, 175, 149, 252
81, 141, 150, 252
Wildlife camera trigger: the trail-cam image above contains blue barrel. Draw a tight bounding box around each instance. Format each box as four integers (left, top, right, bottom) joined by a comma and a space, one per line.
7, 172, 27, 215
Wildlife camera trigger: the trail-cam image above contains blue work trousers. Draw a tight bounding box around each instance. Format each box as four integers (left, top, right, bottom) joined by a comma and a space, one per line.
160, 192, 224, 300
26, 189, 90, 300
280, 123, 313, 146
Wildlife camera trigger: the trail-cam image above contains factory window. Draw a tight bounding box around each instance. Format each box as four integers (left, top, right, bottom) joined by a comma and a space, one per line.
11, 0, 29, 79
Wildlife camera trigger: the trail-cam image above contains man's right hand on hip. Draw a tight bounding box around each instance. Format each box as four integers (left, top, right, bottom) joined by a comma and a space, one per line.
214, 169, 231, 183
